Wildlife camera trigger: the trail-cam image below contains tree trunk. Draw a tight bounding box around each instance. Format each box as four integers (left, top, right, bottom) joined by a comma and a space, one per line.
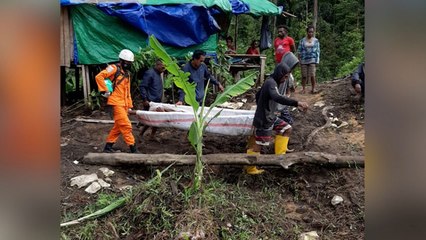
272, 0, 278, 36
313, 0, 318, 29
306, 0, 308, 24
83, 152, 364, 169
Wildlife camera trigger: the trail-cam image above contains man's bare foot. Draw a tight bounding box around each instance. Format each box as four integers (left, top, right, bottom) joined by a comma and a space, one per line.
310, 89, 319, 94
300, 89, 306, 94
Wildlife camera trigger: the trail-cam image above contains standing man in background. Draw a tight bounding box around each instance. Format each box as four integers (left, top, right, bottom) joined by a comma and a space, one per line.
139, 59, 166, 140
274, 25, 296, 64
176, 50, 224, 105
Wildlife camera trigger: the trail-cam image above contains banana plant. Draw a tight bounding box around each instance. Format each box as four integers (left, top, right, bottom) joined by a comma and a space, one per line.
149, 35, 257, 191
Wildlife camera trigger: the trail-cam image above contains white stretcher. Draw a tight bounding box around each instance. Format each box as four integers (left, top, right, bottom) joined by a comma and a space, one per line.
135, 103, 255, 136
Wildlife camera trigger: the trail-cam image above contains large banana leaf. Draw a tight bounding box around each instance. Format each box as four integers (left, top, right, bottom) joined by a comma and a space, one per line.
173, 71, 199, 110
211, 73, 257, 108
149, 35, 199, 111
148, 35, 179, 76
188, 122, 199, 149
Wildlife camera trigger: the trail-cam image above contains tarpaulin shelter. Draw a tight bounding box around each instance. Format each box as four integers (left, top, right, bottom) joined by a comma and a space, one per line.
60, 0, 283, 105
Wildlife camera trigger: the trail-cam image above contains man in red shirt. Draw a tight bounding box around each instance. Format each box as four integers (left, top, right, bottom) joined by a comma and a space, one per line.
274, 25, 296, 64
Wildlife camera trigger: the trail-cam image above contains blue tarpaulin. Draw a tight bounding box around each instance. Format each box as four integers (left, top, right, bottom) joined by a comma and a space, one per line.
61, 0, 283, 64
70, 4, 218, 64
97, 3, 220, 48
60, 0, 282, 16
229, 0, 250, 14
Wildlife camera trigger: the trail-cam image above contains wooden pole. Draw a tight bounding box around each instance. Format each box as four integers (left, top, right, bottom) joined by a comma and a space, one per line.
81, 65, 88, 105
75, 66, 80, 92
61, 66, 67, 106
313, 0, 318, 29
282, 11, 297, 18
74, 118, 138, 124
272, 0, 277, 36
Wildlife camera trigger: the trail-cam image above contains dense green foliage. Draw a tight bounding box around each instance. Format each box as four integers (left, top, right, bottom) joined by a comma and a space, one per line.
226, 0, 364, 82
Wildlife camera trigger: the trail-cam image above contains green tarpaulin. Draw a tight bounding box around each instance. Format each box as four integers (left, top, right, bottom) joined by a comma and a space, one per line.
71, 4, 217, 64
240, 0, 281, 16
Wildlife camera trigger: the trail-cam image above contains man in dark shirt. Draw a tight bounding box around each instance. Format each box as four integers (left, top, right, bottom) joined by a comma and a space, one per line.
245, 63, 309, 175
138, 59, 165, 140
176, 50, 224, 105
352, 62, 365, 101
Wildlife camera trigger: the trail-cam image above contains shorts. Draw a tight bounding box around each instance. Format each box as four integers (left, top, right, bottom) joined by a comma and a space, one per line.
255, 117, 292, 146
278, 107, 294, 125
301, 63, 316, 78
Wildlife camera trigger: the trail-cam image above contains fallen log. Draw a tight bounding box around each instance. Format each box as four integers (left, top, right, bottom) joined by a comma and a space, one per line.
304, 104, 350, 148
82, 152, 364, 169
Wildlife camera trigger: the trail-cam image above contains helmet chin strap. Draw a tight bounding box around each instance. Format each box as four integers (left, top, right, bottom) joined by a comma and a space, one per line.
119, 59, 132, 71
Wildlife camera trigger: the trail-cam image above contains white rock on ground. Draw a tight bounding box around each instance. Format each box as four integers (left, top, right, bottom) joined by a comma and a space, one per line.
313, 101, 325, 107
70, 173, 98, 188
99, 167, 115, 177
97, 179, 111, 188
85, 182, 102, 194
331, 195, 344, 205
299, 231, 319, 240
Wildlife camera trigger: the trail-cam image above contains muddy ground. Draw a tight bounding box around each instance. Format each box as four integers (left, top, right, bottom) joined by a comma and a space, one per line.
61, 78, 364, 239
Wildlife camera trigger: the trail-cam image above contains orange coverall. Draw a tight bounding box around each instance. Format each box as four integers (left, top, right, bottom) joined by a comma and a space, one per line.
95, 64, 135, 146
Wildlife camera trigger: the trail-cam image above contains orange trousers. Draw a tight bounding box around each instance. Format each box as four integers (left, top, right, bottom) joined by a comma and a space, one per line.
106, 106, 135, 145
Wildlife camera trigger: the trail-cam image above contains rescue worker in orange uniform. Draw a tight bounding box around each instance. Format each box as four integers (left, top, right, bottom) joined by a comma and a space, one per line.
95, 49, 138, 153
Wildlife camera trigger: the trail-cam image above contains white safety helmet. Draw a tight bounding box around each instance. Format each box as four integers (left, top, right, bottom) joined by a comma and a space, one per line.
118, 49, 134, 62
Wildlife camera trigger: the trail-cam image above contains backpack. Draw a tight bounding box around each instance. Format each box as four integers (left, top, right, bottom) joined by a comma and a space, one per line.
107, 64, 130, 92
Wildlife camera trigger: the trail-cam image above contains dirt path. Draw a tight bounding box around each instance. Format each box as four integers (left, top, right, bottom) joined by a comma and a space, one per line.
61, 78, 364, 239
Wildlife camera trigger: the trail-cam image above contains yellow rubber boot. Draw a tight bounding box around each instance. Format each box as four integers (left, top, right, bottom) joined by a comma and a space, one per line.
245, 135, 264, 174
247, 149, 260, 155
275, 135, 289, 155
245, 165, 265, 175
